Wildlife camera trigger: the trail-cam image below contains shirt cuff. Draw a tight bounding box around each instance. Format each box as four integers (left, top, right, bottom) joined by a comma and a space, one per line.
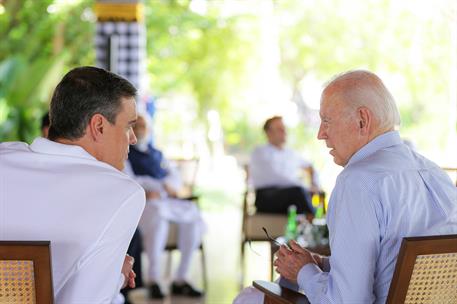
297, 263, 322, 291
278, 276, 299, 291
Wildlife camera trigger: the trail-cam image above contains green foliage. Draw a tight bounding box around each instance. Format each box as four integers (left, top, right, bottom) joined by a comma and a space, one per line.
0, 0, 454, 161
225, 112, 264, 154
274, 0, 455, 159
145, 0, 260, 126
0, 0, 94, 142
0, 55, 67, 141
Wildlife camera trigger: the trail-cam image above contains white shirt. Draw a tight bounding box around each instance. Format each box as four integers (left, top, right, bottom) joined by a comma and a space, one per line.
0, 138, 145, 304
249, 144, 318, 189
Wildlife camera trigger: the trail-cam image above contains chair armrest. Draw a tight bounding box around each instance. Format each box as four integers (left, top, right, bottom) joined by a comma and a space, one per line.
253, 280, 310, 304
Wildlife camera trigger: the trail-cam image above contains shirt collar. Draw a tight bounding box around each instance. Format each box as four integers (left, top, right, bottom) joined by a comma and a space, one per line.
267, 143, 285, 151
347, 130, 403, 166
30, 137, 97, 161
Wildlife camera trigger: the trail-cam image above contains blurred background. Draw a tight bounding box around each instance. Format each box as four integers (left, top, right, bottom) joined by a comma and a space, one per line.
1, 0, 456, 303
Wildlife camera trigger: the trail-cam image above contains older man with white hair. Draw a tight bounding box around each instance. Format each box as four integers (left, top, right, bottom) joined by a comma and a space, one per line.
235, 70, 457, 304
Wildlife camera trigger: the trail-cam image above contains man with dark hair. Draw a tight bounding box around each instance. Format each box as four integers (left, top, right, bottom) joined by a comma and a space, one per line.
0, 66, 145, 303
250, 116, 320, 215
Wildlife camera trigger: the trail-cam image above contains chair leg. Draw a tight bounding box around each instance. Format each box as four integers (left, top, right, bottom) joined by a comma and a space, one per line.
166, 250, 172, 281
240, 241, 245, 288
200, 244, 208, 290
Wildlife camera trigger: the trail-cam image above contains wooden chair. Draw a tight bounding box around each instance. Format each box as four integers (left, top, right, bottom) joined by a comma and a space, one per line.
164, 158, 208, 290
0, 241, 54, 304
253, 234, 457, 304
241, 164, 325, 283
386, 234, 457, 303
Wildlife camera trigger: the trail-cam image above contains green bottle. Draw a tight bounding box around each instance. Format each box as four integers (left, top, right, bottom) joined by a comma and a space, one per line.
285, 205, 297, 240
315, 203, 324, 219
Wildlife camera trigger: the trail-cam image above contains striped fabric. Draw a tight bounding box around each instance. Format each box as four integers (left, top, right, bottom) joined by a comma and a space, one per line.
297, 131, 457, 304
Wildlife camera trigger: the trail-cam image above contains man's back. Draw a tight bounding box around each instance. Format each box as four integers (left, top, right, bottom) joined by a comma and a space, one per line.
325, 131, 457, 303
1, 138, 145, 303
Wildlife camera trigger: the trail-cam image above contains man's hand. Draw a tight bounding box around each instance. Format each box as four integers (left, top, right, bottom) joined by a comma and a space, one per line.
274, 240, 316, 283
163, 183, 178, 198
145, 191, 161, 201
121, 255, 136, 289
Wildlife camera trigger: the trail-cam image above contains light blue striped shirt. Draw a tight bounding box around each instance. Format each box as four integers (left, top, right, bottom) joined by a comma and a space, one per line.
297, 131, 457, 303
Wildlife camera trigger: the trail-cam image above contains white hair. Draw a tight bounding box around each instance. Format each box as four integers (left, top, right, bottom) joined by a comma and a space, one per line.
136, 108, 153, 131
323, 70, 401, 132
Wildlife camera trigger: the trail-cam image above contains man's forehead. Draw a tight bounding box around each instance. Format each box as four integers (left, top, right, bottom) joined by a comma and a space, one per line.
120, 96, 136, 111
272, 119, 284, 127
321, 102, 346, 122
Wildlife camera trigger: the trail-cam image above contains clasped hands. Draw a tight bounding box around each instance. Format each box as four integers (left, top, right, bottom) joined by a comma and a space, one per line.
121, 254, 136, 289
273, 240, 322, 283
145, 183, 178, 201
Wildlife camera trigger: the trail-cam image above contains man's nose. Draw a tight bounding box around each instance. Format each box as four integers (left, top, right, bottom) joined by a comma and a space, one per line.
317, 125, 326, 140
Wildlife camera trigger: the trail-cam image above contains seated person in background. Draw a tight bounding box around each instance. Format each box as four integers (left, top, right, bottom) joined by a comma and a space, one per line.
249, 116, 320, 215
41, 111, 50, 137
235, 70, 457, 304
125, 113, 205, 299
0, 66, 145, 303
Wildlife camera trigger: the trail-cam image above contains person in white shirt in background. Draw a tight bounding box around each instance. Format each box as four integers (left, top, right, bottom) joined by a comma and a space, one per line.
0, 66, 145, 304
250, 116, 321, 215
124, 112, 205, 299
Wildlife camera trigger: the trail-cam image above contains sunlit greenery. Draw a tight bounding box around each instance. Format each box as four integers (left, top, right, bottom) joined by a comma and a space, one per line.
0, 0, 455, 167
0, 0, 93, 142
0, 1, 455, 302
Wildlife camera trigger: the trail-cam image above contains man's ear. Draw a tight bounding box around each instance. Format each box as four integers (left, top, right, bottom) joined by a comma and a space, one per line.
357, 107, 371, 136
87, 114, 106, 141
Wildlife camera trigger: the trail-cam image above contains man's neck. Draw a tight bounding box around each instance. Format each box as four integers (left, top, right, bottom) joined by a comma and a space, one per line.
54, 136, 99, 160
269, 142, 284, 149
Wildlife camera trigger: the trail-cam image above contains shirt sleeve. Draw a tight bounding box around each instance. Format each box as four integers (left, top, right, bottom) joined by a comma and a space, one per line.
55, 190, 145, 304
163, 160, 183, 192
297, 176, 381, 303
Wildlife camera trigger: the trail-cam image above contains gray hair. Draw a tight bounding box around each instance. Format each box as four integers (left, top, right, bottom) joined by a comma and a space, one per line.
323, 70, 401, 132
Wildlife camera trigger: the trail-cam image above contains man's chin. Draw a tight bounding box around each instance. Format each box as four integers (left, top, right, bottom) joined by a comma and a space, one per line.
332, 155, 344, 167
